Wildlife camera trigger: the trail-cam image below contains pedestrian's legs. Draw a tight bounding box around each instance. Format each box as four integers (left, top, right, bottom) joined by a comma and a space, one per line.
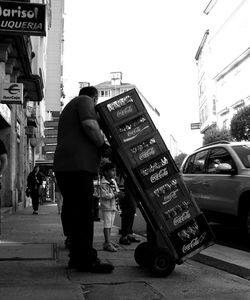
31, 190, 39, 214
102, 210, 117, 252
120, 194, 136, 236
119, 193, 140, 244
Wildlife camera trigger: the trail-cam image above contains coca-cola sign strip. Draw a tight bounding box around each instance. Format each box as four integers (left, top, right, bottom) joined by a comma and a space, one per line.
164, 205, 198, 232
98, 89, 145, 122
121, 131, 167, 167
147, 178, 185, 207
170, 214, 214, 259
135, 153, 178, 188
118, 115, 154, 144
110, 102, 138, 122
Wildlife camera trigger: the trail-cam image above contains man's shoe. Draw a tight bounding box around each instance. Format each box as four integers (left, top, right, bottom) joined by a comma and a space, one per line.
119, 236, 131, 245
89, 259, 114, 273
33, 211, 38, 215
68, 258, 114, 273
128, 234, 140, 243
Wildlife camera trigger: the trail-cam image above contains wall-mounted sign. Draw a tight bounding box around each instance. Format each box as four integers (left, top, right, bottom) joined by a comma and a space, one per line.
190, 122, 201, 130
0, 1, 46, 36
0, 83, 23, 104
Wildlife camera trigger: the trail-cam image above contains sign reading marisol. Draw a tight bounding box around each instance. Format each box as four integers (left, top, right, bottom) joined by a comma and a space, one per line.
0, 1, 46, 36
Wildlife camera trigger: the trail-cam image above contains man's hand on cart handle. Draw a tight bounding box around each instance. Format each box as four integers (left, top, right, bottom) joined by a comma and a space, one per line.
98, 142, 113, 158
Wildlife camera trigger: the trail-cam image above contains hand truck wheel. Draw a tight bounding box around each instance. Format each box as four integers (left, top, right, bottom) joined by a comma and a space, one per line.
134, 242, 152, 267
149, 247, 176, 277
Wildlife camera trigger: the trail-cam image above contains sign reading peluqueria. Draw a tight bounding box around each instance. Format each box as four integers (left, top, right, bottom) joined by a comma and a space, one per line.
0, 1, 46, 36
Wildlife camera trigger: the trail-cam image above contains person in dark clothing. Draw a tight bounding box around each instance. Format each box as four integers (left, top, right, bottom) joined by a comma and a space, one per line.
0, 139, 8, 190
119, 180, 140, 245
54, 86, 113, 273
27, 166, 43, 214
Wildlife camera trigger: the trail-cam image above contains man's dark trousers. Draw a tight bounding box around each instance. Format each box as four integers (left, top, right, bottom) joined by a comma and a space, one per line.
120, 193, 137, 236
55, 170, 97, 265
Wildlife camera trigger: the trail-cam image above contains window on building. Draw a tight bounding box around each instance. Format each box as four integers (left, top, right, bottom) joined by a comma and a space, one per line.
223, 119, 228, 129
104, 90, 110, 97
200, 104, 208, 124
99, 90, 110, 97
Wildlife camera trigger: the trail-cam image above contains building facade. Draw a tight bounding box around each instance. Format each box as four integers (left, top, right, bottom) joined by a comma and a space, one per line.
42, 0, 64, 162
0, 0, 64, 212
195, 0, 250, 133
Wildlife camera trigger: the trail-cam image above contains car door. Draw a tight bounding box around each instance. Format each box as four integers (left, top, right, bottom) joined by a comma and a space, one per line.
201, 147, 239, 215
182, 149, 209, 207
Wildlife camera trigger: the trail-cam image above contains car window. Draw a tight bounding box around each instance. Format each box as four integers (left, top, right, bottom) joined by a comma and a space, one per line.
182, 154, 195, 173
183, 150, 208, 174
207, 147, 235, 174
232, 145, 250, 168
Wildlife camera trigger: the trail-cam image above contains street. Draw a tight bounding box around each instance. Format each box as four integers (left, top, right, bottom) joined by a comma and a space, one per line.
0, 204, 250, 299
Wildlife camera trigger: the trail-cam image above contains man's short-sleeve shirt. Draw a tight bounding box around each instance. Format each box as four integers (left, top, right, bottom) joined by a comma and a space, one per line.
53, 95, 100, 173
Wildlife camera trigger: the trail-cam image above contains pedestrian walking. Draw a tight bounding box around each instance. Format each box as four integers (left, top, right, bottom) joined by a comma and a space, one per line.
27, 166, 43, 215
0, 138, 8, 190
54, 86, 113, 273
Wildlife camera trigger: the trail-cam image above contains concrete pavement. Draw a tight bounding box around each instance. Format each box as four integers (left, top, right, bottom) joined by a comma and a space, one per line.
0, 203, 250, 300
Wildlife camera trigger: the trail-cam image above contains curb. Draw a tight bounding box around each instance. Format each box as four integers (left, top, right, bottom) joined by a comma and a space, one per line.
192, 253, 250, 281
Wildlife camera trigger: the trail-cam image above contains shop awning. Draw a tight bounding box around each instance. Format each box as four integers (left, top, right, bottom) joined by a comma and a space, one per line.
18, 74, 44, 102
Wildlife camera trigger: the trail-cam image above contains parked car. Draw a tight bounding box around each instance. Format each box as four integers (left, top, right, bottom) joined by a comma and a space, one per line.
180, 140, 250, 237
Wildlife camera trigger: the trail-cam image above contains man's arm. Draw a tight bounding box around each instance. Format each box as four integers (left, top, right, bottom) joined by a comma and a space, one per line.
81, 119, 105, 147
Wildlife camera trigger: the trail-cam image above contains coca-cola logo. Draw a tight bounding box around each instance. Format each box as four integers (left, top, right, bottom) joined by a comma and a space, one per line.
123, 125, 149, 142
173, 211, 191, 226
150, 168, 168, 183
116, 105, 133, 118
138, 147, 155, 160
162, 189, 178, 205
153, 179, 178, 198
182, 232, 206, 253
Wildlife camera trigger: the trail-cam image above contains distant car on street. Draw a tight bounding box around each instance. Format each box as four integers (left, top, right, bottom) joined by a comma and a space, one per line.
180, 140, 250, 237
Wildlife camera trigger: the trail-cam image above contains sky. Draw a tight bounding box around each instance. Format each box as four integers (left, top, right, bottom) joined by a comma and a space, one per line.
63, 0, 208, 154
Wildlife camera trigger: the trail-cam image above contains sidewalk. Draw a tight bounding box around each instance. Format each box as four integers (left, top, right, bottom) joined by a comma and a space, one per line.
0, 203, 250, 300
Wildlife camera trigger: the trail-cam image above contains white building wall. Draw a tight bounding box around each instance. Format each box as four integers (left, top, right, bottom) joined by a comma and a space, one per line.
45, 0, 64, 112
197, 0, 250, 132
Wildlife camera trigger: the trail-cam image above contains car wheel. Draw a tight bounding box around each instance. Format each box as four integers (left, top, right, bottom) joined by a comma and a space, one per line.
240, 204, 250, 238
246, 208, 250, 237
149, 248, 176, 277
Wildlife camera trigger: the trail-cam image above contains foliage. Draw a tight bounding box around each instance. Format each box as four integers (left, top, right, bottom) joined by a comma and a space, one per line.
203, 127, 232, 146
230, 106, 250, 141
174, 152, 187, 168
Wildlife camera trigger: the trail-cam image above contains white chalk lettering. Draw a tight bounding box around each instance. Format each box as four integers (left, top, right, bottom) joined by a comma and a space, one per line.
0, 6, 39, 19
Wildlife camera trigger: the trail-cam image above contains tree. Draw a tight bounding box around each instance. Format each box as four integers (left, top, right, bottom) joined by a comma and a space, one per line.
174, 153, 187, 168
203, 126, 232, 146
230, 106, 250, 141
